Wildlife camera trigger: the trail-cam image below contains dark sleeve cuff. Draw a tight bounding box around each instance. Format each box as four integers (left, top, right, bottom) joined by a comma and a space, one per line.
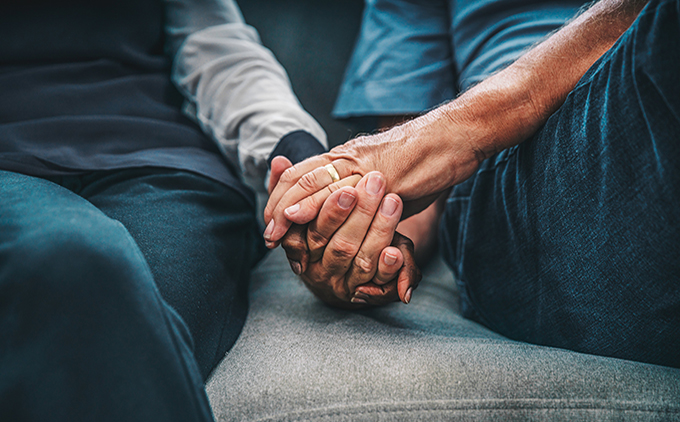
267, 130, 327, 167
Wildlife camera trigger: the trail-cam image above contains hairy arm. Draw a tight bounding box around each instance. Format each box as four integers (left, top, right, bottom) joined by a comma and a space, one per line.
264, 0, 649, 243
451, 0, 651, 160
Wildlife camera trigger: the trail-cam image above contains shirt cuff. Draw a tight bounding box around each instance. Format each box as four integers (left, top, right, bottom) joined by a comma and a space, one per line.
267, 130, 327, 166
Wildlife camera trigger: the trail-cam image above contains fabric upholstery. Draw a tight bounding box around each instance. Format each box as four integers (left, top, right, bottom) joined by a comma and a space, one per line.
206, 249, 680, 421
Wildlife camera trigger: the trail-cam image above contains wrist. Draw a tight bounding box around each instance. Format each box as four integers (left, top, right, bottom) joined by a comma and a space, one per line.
439, 69, 542, 161
268, 130, 327, 167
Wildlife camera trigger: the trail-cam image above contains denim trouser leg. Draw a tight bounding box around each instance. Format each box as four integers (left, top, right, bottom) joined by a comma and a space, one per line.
79, 169, 266, 380
441, 0, 680, 368
0, 169, 265, 421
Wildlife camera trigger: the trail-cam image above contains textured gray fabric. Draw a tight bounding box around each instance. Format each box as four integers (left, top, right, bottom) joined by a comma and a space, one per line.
206, 249, 680, 421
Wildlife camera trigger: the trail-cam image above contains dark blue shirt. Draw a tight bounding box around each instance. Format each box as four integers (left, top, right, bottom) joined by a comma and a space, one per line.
0, 0, 252, 201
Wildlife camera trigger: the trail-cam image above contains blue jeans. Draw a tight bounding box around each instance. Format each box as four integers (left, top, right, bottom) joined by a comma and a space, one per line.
0, 168, 266, 421
441, 0, 680, 368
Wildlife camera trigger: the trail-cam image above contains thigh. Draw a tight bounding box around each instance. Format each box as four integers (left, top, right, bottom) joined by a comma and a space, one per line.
0, 170, 212, 422
81, 168, 267, 379
443, 0, 680, 368
334, 0, 457, 119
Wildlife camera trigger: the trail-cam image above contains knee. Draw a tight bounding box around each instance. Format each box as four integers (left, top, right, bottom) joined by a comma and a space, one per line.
2, 212, 152, 314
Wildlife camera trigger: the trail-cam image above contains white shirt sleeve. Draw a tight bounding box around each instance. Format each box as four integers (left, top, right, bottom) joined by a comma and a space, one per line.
164, 0, 327, 188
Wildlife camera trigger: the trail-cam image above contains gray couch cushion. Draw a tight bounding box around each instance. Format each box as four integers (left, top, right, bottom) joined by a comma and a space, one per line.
206, 248, 680, 421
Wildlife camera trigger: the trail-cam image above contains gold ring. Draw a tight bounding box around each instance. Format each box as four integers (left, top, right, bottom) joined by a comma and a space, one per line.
324, 163, 340, 183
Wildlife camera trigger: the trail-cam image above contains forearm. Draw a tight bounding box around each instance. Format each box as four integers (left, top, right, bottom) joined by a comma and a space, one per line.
437, 0, 649, 160
263, 0, 649, 242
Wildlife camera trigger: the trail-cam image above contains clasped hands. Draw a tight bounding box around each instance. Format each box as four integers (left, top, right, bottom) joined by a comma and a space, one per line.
262, 19, 593, 307
263, 110, 486, 307
265, 156, 421, 308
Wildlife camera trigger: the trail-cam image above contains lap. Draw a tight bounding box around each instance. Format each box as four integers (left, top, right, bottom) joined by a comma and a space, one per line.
0, 169, 215, 421
441, 0, 680, 368
0, 167, 267, 379
80, 168, 267, 378
0, 170, 137, 273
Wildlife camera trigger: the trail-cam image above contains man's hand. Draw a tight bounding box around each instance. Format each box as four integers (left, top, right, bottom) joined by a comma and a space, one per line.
263, 116, 482, 244
263, 0, 648, 245
280, 173, 421, 307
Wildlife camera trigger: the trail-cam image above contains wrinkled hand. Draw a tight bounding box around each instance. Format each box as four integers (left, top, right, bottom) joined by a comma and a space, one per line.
264, 0, 640, 246
276, 168, 421, 307
263, 109, 484, 244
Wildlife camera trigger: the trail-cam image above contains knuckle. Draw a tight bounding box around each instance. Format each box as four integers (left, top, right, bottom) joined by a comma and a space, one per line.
371, 222, 394, 240
376, 269, 397, 283
307, 229, 329, 251
326, 183, 341, 195
281, 225, 307, 248
352, 254, 375, 277
328, 237, 358, 262
324, 209, 349, 228
279, 167, 297, 184
300, 194, 322, 215
298, 170, 321, 192
281, 234, 306, 252
354, 198, 380, 217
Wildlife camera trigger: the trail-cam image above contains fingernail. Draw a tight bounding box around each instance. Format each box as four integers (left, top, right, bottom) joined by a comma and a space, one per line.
380, 197, 399, 217
405, 287, 413, 304
265, 241, 275, 249
354, 292, 370, 301
288, 259, 302, 275
383, 252, 398, 266
338, 192, 356, 209
284, 203, 300, 217
351, 297, 367, 304
366, 173, 383, 195
263, 220, 274, 240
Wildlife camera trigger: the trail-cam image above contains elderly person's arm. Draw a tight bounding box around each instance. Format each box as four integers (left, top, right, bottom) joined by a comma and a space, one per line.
263, 0, 650, 243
